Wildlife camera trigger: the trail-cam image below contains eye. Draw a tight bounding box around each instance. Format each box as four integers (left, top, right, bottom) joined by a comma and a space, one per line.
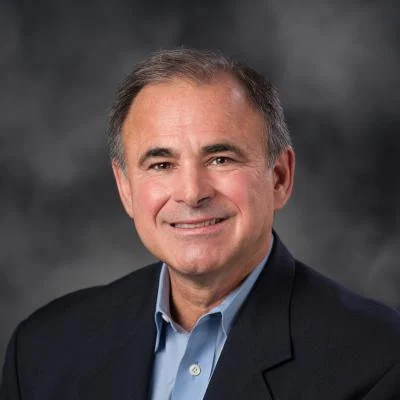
209, 156, 233, 166
149, 162, 173, 170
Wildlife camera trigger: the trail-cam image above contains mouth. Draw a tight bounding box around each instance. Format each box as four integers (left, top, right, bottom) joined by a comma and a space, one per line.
170, 218, 226, 229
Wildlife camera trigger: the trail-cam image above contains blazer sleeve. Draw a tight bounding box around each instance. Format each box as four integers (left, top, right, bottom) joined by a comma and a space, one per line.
0, 328, 22, 400
362, 363, 400, 400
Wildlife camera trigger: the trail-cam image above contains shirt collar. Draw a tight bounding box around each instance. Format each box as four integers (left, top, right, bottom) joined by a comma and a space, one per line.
154, 236, 274, 351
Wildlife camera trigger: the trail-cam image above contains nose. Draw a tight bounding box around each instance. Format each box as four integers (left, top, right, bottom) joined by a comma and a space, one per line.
172, 165, 214, 207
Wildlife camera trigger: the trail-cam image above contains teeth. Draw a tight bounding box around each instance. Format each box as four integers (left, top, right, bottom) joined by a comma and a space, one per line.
174, 219, 222, 229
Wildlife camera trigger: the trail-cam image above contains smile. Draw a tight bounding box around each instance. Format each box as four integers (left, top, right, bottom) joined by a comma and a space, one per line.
171, 218, 225, 229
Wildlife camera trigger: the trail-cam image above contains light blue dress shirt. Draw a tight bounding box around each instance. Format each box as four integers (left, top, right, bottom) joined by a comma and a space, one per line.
150, 237, 273, 400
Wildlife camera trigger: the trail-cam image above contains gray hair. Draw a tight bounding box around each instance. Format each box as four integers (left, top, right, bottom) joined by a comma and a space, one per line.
107, 48, 292, 169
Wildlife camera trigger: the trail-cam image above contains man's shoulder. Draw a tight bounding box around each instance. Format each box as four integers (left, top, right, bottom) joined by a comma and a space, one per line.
269, 235, 400, 338
294, 260, 400, 324
292, 259, 400, 357
2, 263, 161, 394
17, 262, 161, 341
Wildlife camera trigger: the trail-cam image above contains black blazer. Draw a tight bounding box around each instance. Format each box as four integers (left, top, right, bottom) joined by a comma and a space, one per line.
1, 235, 400, 399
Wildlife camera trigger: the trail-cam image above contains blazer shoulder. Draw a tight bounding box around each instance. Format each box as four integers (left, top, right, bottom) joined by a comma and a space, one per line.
293, 260, 400, 327
292, 259, 400, 356
17, 262, 161, 340
2, 263, 161, 398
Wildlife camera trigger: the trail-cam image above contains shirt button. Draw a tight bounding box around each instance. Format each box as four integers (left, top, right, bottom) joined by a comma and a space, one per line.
189, 364, 201, 376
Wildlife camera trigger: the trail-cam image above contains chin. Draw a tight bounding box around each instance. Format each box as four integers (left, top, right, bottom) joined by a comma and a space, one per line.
167, 254, 224, 277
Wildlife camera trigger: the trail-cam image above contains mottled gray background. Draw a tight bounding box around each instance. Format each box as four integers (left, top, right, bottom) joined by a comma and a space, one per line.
1, 0, 399, 372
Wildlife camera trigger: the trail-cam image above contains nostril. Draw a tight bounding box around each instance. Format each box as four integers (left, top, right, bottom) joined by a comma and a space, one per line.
197, 196, 211, 204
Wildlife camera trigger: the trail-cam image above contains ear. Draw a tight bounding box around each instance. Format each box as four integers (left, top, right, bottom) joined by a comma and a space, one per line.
273, 147, 295, 211
111, 161, 134, 219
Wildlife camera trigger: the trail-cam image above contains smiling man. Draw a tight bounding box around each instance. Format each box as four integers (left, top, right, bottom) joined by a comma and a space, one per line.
112, 72, 293, 335
1, 49, 400, 400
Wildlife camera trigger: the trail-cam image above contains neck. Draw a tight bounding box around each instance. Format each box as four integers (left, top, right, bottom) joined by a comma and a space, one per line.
167, 240, 272, 331
169, 273, 240, 331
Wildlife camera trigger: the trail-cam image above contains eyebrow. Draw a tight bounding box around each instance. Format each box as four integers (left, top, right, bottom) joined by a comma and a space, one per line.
138, 142, 245, 166
138, 147, 176, 166
202, 142, 245, 158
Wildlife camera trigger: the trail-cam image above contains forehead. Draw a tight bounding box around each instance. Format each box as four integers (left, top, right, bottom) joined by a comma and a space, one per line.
138, 75, 249, 109
121, 76, 265, 150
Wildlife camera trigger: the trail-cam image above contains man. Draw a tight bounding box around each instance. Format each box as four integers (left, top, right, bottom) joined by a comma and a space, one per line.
1, 49, 400, 400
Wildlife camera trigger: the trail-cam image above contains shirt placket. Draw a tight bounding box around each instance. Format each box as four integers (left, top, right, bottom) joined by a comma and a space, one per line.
171, 314, 220, 400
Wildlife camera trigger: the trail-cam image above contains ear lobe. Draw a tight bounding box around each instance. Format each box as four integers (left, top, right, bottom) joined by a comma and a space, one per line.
111, 161, 134, 219
273, 147, 295, 211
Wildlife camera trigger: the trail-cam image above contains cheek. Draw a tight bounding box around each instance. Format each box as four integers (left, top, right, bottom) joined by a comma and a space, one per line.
217, 170, 271, 211
131, 178, 170, 222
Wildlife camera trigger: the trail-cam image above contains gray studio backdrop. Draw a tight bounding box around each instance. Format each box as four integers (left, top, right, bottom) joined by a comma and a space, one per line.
1, 0, 399, 371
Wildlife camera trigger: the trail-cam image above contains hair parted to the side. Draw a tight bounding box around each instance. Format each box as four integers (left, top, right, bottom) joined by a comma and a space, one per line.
107, 48, 292, 169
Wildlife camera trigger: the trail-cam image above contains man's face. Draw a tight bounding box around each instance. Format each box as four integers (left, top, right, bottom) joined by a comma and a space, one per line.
113, 76, 293, 281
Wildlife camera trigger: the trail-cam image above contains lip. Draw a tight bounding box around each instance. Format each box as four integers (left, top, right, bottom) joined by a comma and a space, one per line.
167, 217, 228, 235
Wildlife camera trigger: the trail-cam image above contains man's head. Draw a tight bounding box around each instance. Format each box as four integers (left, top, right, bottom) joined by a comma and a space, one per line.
107, 48, 292, 170
110, 49, 294, 287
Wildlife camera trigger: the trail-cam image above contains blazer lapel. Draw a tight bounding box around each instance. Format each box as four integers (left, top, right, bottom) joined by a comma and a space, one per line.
78, 264, 161, 400
204, 236, 295, 400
